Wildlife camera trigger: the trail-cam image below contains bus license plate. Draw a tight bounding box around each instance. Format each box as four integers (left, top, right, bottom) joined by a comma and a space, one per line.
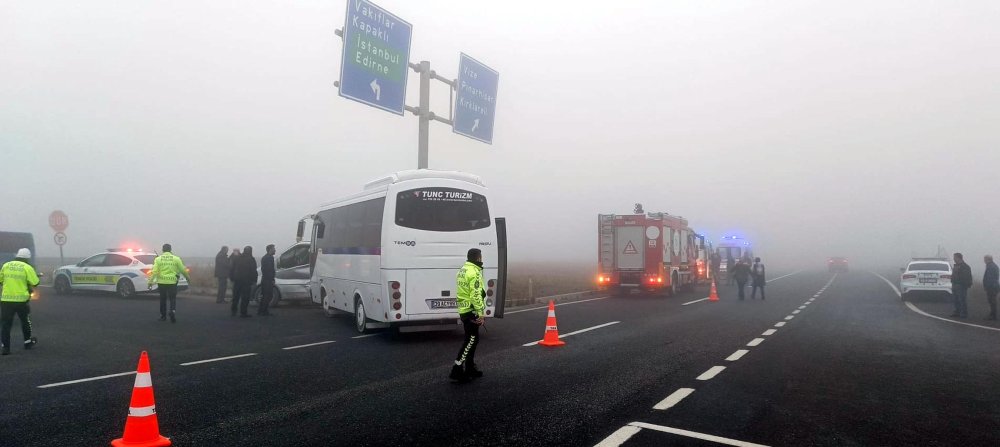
429, 299, 457, 309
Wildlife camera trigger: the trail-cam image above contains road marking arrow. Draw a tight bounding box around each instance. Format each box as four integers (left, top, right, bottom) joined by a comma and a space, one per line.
370, 79, 381, 101
471, 118, 480, 132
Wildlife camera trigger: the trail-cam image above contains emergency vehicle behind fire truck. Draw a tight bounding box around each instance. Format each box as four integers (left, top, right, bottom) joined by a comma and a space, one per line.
597, 204, 704, 296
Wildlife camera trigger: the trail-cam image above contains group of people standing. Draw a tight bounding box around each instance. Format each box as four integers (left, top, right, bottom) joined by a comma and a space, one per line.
949, 253, 998, 320
729, 257, 766, 300
213, 245, 277, 317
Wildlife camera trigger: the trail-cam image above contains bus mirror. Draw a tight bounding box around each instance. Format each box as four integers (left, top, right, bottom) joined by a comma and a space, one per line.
296, 220, 305, 242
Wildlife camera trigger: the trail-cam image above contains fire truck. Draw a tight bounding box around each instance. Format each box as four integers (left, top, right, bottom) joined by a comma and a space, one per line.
597, 204, 704, 296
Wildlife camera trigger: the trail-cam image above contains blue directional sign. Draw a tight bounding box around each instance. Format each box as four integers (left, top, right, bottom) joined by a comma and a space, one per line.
453, 53, 500, 144
339, 0, 412, 115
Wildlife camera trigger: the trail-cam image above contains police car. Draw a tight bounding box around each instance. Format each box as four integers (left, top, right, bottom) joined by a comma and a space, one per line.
52, 249, 189, 298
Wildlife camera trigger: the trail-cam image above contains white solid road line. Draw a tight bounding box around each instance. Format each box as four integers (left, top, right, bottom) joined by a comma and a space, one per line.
505, 296, 610, 315
38, 371, 136, 389
873, 272, 1000, 333
180, 353, 257, 366
282, 340, 336, 350
522, 321, 621, 347
774, 322, 786, 327
653, 387, 696, 410
594, 425, 643, 447
762, 329, 777, 336
746, 338, 765, 347
726, 349, 749, 361
682, 297, 710, 306
696, 365, 726, 381
627, 422, 771, 447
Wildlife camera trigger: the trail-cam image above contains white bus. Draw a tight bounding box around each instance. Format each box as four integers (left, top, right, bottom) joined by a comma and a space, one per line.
297, 170, 507, 333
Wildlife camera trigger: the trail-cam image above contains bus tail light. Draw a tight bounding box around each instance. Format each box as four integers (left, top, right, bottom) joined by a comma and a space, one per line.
487, 278, 496, 306
389, 281, 402, 310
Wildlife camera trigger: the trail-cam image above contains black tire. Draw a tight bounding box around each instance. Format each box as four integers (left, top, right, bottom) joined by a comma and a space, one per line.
116, 278, 136, 298
54, 276, 71, 295
669, 273, 679, 296
253, 285, 281, 308
354, 296, 368, 334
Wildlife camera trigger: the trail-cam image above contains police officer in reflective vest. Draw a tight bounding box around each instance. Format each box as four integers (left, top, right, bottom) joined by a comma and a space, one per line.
148, 243, 191, 323
450, 248, 486, 383
0, 248, 39, 355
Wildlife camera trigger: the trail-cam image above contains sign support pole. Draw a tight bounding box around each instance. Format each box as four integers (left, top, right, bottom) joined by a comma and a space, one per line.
59, 245, 64, 266
417, 60, 431, 169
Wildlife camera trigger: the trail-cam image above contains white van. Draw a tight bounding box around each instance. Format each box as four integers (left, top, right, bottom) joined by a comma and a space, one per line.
298, 170, 507, 333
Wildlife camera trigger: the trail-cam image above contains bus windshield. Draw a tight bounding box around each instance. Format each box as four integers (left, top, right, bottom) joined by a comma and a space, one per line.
395, 188, 491, 232
0, 232, 35, 265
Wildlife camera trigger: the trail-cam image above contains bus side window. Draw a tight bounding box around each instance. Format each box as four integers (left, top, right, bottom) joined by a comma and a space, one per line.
315, 222, 326, 239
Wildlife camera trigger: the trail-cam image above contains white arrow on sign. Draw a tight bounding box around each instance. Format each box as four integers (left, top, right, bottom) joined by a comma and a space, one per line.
471, 118, 480, 133
370, 79, 381, 101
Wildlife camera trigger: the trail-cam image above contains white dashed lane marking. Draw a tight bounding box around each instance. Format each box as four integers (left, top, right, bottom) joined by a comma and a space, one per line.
784, 315, 795, 320
180, 353, 257, 366
282, 340, 336, 350
38, 371, 136, 389
696, 366, 726, 381
726, 349, 749, 361
774, 322, 786, 327
653, 388, 695, 410
746, 338, 765, 347
761, 329, 777, 336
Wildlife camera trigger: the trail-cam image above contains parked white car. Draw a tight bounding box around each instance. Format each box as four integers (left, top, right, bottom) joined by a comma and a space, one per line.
900, 258, 952, 301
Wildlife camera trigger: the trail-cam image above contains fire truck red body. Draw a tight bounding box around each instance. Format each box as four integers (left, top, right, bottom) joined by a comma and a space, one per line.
597, 207, 705, 296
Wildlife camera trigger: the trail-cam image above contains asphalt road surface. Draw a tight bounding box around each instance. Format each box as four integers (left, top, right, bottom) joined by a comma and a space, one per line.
2, 270, 998, 446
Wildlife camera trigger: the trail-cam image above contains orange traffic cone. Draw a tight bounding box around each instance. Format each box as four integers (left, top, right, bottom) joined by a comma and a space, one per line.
111, 351, 171, 447
538, 300, 566, 347
708, 281, 720, 302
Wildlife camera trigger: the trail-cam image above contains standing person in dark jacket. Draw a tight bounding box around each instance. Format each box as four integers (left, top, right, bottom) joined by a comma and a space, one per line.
983, 255, 999, 320
214, 246, 230, 304
950, 253, 973, 319
751, 257, 766, 300
258, 244, 276, 316
231, 246, 257, 318
731, 260, 751, 300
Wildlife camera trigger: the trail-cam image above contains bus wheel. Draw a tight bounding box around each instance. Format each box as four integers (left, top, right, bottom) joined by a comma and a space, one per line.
354, 298, 368, 334
55, 276, 71, 295
670, 273, 679, 296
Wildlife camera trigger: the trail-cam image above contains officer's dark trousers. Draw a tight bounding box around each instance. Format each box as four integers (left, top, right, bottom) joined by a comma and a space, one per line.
454, 312, 480, 368
736, 280, 747, 300
1, 301, 32, 349
952, 287, 969, 318
752, 281, 765, 300
158, 284, 178, 317
216, 277, 228, 303
258, 279, 274, 315
986, 288, 998, 318
232, 281, 252, 316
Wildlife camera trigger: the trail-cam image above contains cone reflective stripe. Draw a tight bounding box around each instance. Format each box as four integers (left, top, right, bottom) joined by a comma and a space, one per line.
708, 281, 719, 302
111, 351, 171, 447
538, 300, 565, 347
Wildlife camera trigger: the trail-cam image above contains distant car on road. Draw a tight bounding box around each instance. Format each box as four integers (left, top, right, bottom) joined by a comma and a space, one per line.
899, 258, 952, 301
52, 249, 189, 298
828, 257, 849, 273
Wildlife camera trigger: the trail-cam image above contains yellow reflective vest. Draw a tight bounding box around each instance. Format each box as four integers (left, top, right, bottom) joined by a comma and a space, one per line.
0, 260, 40, 302
455, 261, 485, 315
148, 252, 190, 285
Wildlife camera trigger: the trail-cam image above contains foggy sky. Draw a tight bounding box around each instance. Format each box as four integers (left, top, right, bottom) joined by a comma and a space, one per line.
2, 0, 999, 270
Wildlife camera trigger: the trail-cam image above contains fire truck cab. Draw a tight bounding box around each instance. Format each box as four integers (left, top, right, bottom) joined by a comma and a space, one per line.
597, 204, 702, 296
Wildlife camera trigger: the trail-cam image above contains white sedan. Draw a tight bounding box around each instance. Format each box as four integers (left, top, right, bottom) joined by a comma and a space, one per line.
900, 259, 952, 301
52, 249, 189, 298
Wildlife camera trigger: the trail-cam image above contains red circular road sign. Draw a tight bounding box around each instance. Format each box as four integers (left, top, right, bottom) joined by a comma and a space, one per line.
49, 210, 69, 232
53, 232, 67, 246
